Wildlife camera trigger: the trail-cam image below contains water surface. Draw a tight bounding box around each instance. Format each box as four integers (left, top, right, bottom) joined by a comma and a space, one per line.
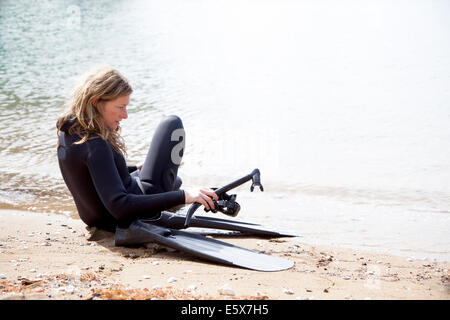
1, 0, 449, 260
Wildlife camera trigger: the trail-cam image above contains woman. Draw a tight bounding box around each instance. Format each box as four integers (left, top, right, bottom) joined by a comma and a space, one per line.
57, 67, 217, 231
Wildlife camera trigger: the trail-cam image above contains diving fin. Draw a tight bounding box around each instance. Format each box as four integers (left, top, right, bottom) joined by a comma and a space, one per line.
115, 219, 294, 272
149, 211, 297, 238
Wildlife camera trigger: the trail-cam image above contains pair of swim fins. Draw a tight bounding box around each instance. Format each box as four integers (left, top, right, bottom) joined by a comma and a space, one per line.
115, 211, 297, 271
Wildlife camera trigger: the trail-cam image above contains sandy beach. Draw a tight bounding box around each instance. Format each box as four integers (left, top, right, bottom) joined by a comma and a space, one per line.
0, 209, 448, 300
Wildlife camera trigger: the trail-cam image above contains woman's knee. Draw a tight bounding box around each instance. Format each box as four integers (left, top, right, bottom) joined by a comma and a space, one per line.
163, 114, 183, 129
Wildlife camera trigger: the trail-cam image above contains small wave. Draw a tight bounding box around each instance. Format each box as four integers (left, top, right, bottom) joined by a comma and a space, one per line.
0, 189, 36, 206
0, 171, 77, 218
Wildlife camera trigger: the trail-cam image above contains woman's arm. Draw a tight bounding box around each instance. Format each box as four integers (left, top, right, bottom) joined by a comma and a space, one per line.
86, 140, 185, 222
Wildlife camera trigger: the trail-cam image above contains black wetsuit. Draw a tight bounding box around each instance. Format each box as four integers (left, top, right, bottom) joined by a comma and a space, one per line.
57, 115, 186, 231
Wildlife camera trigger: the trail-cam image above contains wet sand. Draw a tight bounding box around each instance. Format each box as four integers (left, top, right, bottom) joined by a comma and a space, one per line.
0, 210, 448, 300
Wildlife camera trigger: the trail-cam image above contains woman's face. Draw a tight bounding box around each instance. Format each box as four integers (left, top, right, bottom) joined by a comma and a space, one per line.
96, 95, 130, 130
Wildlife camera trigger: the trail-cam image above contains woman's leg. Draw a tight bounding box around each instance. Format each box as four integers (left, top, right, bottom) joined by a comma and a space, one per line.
139, 115, 185, 194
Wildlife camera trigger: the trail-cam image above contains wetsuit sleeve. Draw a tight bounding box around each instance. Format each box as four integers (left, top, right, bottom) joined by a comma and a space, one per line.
127, 165, 138, 173
86, 141, 185, 222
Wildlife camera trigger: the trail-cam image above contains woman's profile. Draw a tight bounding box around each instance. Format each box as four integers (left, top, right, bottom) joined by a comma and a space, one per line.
56, 67, 217, 231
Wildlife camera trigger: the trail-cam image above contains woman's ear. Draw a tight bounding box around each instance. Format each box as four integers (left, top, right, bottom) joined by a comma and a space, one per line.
92, 97, 98, 107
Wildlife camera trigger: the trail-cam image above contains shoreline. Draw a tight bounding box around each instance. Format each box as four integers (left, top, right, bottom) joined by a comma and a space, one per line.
0, 209, 448, 300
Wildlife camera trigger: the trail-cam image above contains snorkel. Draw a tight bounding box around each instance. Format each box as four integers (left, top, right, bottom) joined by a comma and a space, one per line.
183, 168, 264, 228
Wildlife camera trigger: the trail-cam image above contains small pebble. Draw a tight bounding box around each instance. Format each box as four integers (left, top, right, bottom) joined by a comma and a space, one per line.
64, 285, 75, 293
152, 261, 159, 266
407, 258, 414, 262
152, 285, 162, 290
343, 275, 351, 280
0, 274, 6, 279
167, 277, 178, 283
283, 288, 295, 295
187, 285, 197, 291
143, 275, 151, 279
29, 269, 37, 273
41, 242, 51, 246
218, 284, 235, 296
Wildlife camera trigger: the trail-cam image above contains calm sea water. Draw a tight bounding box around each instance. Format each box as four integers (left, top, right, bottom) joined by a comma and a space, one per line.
1, 0, 449, 260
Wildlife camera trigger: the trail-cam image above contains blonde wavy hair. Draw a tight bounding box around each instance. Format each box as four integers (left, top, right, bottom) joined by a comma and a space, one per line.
57, 67, 133, 155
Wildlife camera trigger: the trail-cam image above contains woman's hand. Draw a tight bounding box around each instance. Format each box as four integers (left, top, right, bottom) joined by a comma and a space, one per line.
184, 188, 219, 211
